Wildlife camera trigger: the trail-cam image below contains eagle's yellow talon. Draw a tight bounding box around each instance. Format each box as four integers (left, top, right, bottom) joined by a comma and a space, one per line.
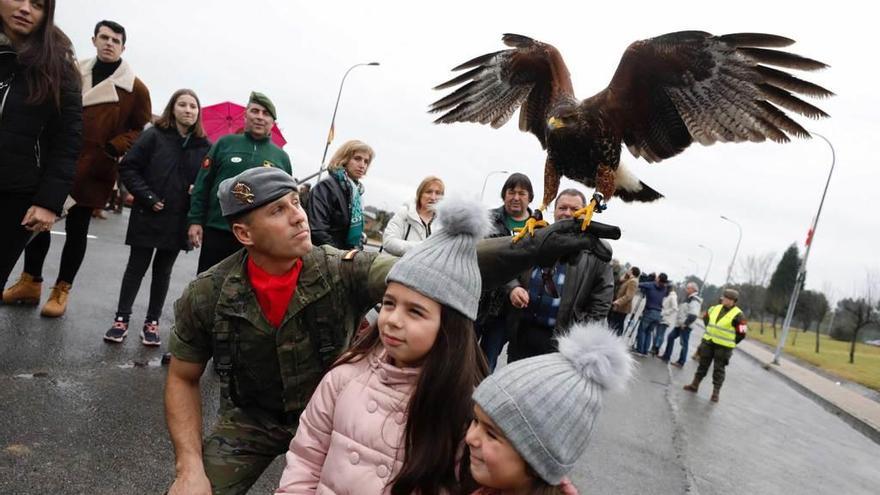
574, 199, 599, 231
511, 217, 549, 243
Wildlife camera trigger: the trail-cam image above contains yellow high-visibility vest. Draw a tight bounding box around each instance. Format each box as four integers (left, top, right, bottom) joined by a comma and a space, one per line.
702, 304, 742, 348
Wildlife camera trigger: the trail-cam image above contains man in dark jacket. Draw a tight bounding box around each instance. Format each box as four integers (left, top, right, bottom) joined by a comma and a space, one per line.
477, 172, 534, 371
506, 189, 615, 361
635, 272, 669, 356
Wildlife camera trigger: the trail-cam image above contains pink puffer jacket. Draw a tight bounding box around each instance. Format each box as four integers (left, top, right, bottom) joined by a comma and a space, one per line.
276, 349, 420, 494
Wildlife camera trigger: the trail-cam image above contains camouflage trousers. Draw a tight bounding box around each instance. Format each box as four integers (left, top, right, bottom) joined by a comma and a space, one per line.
694, 340, 734, 388
203, 404, 298, 495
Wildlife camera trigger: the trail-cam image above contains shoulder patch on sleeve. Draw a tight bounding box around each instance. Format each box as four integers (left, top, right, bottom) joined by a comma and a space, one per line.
342, 249, 359, 261
202, 156, 212, 169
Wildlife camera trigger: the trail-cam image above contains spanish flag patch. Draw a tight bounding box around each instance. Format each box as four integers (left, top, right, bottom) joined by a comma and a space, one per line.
202, 157, 212, 169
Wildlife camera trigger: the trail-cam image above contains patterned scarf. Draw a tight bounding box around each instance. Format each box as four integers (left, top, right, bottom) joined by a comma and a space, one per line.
333, 169, 364, 248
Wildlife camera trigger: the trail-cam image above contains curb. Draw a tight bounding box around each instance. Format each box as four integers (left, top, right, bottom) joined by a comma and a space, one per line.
735, 344, 880, 446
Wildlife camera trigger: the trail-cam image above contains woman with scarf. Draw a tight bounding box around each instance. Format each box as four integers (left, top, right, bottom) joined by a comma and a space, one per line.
307, 140, 374, 250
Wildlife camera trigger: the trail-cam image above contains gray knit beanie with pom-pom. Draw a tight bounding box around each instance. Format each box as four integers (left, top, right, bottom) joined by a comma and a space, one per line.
473, 321, 634, 484
386, 196, 490, 320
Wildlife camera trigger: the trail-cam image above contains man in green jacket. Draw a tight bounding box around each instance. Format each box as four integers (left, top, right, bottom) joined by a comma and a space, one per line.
187, 91, 292, 273
165, 167, 621, 495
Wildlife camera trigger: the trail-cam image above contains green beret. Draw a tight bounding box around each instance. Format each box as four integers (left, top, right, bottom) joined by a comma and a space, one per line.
217, 167, 297, 218
248, 91, 277, 120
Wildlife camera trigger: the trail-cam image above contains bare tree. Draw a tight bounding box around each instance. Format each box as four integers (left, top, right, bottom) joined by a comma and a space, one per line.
737, 252, 776, 334
839, 273, 879, 364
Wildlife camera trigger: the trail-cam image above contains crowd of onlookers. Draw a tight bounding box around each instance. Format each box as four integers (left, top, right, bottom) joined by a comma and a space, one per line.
2, 5, 742, 494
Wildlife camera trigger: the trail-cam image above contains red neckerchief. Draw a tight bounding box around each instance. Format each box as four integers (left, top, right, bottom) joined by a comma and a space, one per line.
246, 257, 303, 328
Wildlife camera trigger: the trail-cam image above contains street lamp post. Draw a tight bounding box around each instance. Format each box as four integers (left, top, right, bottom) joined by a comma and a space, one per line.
314, 62, 379, 181
720, 215, 742, 287
698, 244, 713, 296
480, 170, 509, 203
772, 132, 836, 365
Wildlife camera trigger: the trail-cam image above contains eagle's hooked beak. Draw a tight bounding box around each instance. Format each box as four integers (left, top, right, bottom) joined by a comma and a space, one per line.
547, 116, 566, 130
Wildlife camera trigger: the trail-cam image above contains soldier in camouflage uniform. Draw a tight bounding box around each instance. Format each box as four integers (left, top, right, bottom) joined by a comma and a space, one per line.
164, 167, 621, 495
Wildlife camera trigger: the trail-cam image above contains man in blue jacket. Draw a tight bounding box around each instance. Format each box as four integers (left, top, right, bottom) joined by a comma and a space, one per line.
634, 272, 668, 356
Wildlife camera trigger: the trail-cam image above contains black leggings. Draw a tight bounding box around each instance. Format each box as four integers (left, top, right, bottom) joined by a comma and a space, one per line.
24, 205, 93, 284
0, 193, 38, 290
116, 246, 180, 322
198, 227, 241, 274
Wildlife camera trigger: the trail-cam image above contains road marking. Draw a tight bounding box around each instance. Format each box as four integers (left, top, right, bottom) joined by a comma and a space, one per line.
50, 231, 97, 240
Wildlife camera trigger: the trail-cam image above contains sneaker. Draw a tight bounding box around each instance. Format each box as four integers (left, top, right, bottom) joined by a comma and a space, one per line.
671, 362, 684, 368
141, 320, 161, 347
104, 318, 129, 343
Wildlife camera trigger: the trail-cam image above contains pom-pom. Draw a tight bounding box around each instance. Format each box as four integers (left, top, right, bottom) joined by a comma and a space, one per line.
556, 321, 634, 392
434, 195, 492, 238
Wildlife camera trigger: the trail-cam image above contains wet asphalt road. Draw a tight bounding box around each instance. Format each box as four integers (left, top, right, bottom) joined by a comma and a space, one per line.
2, 210, 879, 494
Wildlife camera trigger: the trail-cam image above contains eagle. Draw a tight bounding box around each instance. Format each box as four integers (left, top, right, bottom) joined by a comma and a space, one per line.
430, 31, 832, 239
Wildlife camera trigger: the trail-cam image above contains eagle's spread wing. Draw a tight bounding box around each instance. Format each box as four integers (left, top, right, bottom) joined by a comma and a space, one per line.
598, 31, 833, 163
430, 33, 575, 148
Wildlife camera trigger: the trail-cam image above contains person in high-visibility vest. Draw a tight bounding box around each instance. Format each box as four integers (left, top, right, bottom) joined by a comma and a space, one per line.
683, 288, 747, 403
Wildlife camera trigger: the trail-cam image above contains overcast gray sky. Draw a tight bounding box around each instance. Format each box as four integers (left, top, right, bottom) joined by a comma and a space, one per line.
59, 0, 877, 300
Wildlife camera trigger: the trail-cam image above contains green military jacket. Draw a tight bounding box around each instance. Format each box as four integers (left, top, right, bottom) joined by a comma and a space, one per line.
169, 245, 391, 416
187, 132, 293, 232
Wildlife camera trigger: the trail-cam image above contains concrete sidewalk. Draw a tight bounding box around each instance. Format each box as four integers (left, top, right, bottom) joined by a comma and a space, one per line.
736, 339, 880, 445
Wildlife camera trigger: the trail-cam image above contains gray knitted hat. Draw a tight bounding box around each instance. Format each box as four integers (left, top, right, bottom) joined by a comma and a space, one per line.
386, 196, 490, 320
473, 322, 634, 484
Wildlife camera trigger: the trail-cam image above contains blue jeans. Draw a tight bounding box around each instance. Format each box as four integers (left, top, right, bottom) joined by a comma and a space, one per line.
478, 317, 508, 372
662, 326, 692, 364
653, 323, 670, 353
636, 309, 661, 354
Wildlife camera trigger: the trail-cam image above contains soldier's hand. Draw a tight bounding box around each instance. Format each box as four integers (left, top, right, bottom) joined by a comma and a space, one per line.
168, 471, 211, 495
188, 224, 204, 249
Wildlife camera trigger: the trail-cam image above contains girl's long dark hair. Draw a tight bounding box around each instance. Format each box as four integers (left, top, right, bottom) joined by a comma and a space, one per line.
334, 305, 488, 495
155, 89, 207, 138
10, 0, 79, 108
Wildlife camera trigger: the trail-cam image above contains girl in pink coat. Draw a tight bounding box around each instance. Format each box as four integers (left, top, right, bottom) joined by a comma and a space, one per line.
277, 197, 491, 495
464, 322, 633, 494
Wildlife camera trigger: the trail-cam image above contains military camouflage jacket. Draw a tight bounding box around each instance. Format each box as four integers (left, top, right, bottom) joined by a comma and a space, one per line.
169, 246, 390, 416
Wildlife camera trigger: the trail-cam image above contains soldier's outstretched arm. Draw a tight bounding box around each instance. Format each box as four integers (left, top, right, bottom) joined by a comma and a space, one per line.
476, 219, 621, 289
166, 358, 211, 495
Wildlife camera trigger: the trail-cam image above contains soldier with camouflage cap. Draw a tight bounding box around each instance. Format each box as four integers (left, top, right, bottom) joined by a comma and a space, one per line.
187, 91, 293, 274
165, 167, 624, 495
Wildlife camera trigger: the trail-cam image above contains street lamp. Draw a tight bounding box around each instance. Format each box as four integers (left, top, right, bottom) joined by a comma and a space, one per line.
480, 170, 509, 203
698, 244, 713, 296
772, 132, 836, 365
314, 62, 380, 181
720, 215, 742, 287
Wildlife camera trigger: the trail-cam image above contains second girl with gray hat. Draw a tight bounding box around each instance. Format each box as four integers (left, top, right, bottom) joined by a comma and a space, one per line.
465, 321, 633, 494
277, 196, 492, 494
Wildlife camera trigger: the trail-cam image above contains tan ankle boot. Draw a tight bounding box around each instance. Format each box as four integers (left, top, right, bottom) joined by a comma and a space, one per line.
41, 282, 71, 317
683, 377, 702, 393
710, 387, 721, 403
3, 273, 42, 305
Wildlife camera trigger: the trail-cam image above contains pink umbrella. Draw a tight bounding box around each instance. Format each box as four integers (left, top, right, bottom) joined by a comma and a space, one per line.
201, 101, 287, 148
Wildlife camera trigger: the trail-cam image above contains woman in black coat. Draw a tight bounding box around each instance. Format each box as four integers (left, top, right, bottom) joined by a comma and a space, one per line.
0, 0, 82, 298
103, 89, 210, 346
